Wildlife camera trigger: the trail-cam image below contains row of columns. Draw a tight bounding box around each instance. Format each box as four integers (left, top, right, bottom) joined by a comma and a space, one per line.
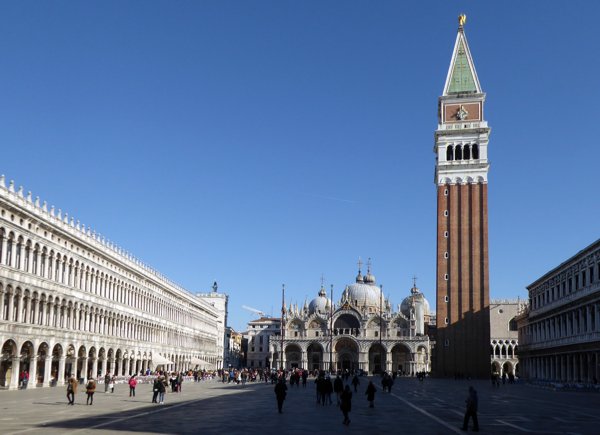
0, 290, 196, 347
0, 236, 194, 326
532, 304, 600, 342
521, 352, 600, 383
3, 355, 159, 390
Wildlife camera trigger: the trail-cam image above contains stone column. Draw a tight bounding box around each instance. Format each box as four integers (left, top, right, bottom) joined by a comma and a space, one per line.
100, 358, 107, 377
47, 302, 54, 328
24, 296, 31, 324
0, 289, 5, 321
32, 299, 39, 325
10, 242, 16, 268
27, 248, 33, 273
8, 357, 20, 390
0, 236, 7, 265
28, 356, 38, 388
71, 307, 79, 331
92, 357, 98, 379
14, 294, 24, 324
7, 292, 15, 322
43, 356, 53, 387
386, 351, 393, 372
301, 350, 307, 370
123, 358, 129, 376
57, 356, 67, 386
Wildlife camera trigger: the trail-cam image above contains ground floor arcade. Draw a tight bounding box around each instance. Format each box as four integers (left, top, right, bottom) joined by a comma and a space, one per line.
519, 350, 600, 383
0, 335, 217, 390
271, 337, 430, 375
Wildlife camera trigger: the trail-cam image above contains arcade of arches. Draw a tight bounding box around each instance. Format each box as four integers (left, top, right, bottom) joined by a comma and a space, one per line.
276, 339, 429, 375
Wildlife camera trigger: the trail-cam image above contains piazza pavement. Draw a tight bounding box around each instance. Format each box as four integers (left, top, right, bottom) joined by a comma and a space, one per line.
0, 376, 599, 434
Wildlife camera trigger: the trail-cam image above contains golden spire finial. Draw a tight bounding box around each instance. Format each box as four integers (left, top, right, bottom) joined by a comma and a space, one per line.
458, 14, 467, 28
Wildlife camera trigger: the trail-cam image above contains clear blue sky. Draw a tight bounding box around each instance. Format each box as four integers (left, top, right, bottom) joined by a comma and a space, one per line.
1, 2, 599, 332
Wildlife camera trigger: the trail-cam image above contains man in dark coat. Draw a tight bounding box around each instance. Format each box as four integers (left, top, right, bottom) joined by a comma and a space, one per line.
340, 385, 352, 425
333, 375, 344, 405
351, 374, 360, 392
274, 379, 288, 414
461, 386, 479, 432
365, 380, 376, 408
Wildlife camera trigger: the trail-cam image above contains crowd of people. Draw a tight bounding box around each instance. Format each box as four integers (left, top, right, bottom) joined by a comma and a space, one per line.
54, 365, 482, 431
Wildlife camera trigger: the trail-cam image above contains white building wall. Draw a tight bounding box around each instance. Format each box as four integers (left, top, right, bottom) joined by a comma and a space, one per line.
0, 177, 220, 389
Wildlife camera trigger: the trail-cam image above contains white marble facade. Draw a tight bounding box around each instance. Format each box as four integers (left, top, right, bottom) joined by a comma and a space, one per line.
516, 239, 600, 383
0, 176, 221, 390
271, 265, 432, 375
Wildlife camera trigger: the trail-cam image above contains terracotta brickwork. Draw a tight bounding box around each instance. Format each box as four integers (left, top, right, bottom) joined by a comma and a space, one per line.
435, 182, 490, 378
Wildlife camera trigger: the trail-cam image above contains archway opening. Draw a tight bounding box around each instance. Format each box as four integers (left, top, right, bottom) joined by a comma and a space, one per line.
285, 344, 302, 370
368, 343, 386, 375
334, 314, 360, 336
0, 339, 18, 387
392, 343, 411, 375
307, 343, 324, 371
335, 338, 358, 372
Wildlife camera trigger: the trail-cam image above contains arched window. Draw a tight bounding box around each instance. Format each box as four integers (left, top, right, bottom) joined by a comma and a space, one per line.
455, 145, 463, 160
509, 318, 518, 331
472, 144, 479, 159
446, 146, 454, 161
463, 144, 471, 160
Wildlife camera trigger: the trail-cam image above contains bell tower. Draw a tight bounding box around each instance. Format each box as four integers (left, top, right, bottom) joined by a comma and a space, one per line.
434, 15, 491, 378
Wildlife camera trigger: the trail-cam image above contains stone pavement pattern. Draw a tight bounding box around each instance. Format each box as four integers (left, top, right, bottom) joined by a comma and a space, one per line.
1, 377, 600, 434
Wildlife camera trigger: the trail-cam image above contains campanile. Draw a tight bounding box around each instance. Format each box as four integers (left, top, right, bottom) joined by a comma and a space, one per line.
434, 15, 491, 378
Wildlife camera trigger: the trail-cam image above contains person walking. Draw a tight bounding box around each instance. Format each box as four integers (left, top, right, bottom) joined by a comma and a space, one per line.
104, 373, 111, 393
85, 378, 96, 405
152, 377, 160, 403
274, 379, 288, 414
351, 374, 360, 393
340, 385, 353, 426
365, 380, 377, 408
129, 375, 137, 397
334, 375, 344, 405
66, 376, 77, 405
108, 375, 116, 393
461, 386, 479, 432
157, 376, 167, 404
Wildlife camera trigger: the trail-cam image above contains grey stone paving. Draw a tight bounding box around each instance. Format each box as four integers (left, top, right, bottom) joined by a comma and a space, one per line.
1, 377, 600, 434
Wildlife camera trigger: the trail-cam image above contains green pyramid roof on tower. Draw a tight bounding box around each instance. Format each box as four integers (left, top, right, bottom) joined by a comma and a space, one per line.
443, 24, 482, 96
448, 38, 477, 93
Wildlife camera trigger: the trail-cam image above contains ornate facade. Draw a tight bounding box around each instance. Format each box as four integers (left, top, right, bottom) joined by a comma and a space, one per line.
0, 176, 222, 389
272, 264, 431, 375
490, 299, 523, 376
516, 239, 600, 383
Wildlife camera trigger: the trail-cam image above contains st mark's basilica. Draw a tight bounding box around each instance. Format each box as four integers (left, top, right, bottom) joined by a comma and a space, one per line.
270, 260, 432, 375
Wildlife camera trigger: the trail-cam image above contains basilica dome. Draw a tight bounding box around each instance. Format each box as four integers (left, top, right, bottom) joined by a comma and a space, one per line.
308, 286, 331, 315
400, 284, 430, 317
345, 282, 383, 309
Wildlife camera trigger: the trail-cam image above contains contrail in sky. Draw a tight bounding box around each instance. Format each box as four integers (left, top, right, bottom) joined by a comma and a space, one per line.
304, 193, 356, 204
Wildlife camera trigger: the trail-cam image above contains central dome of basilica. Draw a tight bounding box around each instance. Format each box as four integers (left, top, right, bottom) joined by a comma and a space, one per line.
342, 261, 384, 310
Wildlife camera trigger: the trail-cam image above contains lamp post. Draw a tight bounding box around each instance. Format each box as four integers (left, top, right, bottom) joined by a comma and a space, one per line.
329, 284, 333, 374
380, 285, 383, 374
280, 284, 285, 372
